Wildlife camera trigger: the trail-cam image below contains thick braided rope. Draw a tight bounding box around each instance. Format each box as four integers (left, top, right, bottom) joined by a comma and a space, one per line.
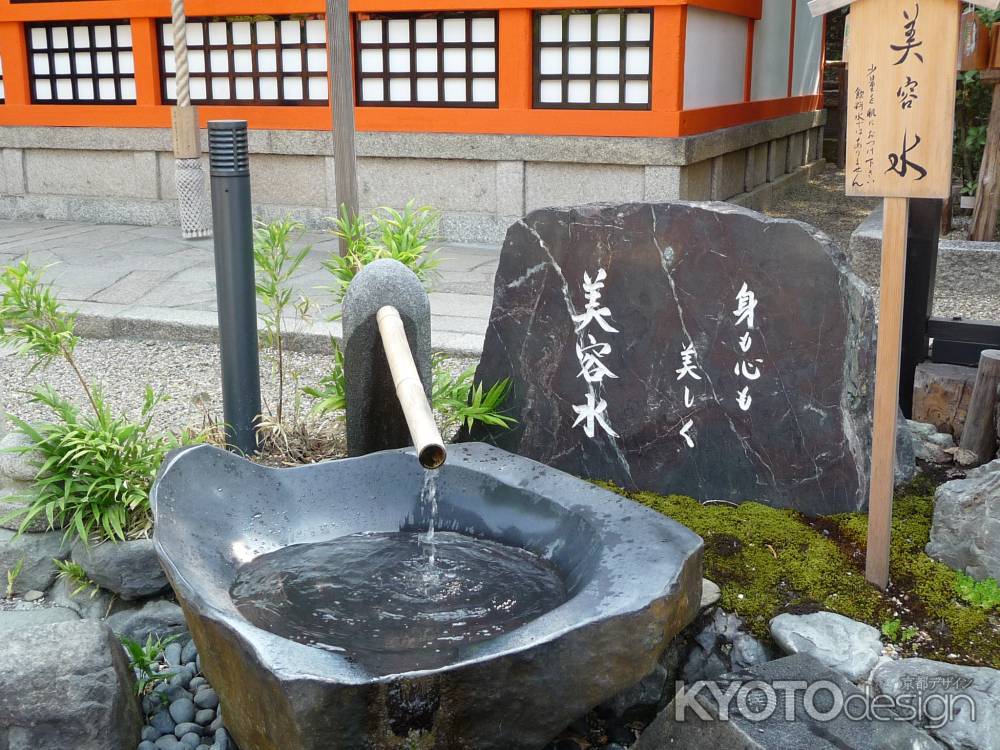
171, 0, 191, 107
176, 158, 211, 239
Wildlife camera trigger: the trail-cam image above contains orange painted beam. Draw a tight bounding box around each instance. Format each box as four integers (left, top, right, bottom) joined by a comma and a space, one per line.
0, 0, 762, 20
677, 94, 821, 135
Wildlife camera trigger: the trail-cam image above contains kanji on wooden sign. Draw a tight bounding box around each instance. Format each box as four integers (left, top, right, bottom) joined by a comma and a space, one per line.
845, 0, 959, 199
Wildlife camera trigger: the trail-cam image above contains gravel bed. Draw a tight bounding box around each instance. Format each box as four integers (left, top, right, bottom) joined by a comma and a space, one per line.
0, 338, 477, 446
135, 633, 236, 750
765, 165, 1000, 321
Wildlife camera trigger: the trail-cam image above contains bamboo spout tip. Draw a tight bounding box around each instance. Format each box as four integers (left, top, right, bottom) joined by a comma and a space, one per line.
419, 443, 447, 470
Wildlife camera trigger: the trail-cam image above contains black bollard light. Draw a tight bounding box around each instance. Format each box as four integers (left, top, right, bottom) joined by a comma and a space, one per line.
208, 120, 261, 454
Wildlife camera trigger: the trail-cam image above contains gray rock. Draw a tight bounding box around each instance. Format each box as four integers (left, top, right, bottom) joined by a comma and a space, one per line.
180, 733, 201, 749
21, 588, 44, 601
47, 574, 123, 620
682, 608, 775, 684
139, 742, 158, 750
150, 708, 176, 734
0, 619, 143, 749
156, 736, 182, 750
195, 708, 215, 725
105, 598, 187, 642
896, 411, 918, 485
189, 676, 207, 692
0, 431, 44, 482
142, 724, 162, 740
0, 481, 60, 533
174, 721, 203, 737
0, 605, 80, 631
342, 258, 433, 459
213, 728, 231, 750
925, 459, 1000, 581
908, 419, 956, 463
872, 658, 999, 750
635, 654, 943, 750
170, 698, 196, 724
164, 640, 183, 667
72, 537, 170, 600
0, 527, 70, 594
463, 202, 879, 515
770, 611, 882, 682
700, 578, 721, 610
181, 638, 198, 663
194, 687, 219, 709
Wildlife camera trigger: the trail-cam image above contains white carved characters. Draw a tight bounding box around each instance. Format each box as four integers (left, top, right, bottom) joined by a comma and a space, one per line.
572, 269, 619, 439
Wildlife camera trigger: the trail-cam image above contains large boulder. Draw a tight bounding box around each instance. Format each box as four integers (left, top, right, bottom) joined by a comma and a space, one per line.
72, 538, 171, 600
873, 658, 999, 750
0, 527, 70, 595
463, 202, 879, 514
0, 619, 143, 749
769, 611, 882, 682
925, 459, 1000, 581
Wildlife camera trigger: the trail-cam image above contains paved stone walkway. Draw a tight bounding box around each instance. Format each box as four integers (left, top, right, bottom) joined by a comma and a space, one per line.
0, 219, 499, 354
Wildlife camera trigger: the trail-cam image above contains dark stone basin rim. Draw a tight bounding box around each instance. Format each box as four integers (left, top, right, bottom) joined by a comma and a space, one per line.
152, 442, 704, 683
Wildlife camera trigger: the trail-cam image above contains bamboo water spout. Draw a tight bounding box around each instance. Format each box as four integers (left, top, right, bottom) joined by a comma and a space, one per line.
376, 305, 446, 469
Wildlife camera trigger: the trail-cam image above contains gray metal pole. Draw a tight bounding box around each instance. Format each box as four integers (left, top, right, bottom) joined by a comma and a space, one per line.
208, 120, 261, 454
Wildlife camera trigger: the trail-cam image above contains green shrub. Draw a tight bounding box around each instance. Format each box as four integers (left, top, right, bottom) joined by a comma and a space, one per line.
4, 386, 173, 543
53, 558, 100, 598
253, 217, 314, 430
323, 201, 442, 312
306, 350, 515, 432
0, 261, 176, 544
431, 356, 515, 431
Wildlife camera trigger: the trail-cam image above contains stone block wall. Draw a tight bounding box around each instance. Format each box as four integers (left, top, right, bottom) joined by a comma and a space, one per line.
0, 110, 825, 243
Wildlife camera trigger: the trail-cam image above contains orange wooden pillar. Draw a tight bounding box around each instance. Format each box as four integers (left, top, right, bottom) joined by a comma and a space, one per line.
131, 16, 162, 107
651, 5, 685, 129
498, 8, 533, 114
0, 20, 31, 106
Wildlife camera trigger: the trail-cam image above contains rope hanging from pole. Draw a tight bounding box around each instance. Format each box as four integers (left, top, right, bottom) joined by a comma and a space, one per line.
170, 0, 212, 240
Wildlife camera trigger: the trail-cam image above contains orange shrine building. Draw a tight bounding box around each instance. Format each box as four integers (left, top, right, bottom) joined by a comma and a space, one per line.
0, 0, 826, 241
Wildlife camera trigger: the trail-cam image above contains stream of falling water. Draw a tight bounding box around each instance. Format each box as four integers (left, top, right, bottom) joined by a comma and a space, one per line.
421, 469, 439, 567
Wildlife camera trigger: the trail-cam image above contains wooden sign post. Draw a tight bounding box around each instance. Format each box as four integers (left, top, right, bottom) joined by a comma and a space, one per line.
810, 0, 997, 589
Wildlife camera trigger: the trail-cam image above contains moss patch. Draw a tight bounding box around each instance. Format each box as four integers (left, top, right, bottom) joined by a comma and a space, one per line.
605, 476, 999, 668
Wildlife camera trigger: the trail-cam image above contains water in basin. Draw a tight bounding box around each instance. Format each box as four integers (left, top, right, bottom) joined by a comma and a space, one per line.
229, 474, 568, 674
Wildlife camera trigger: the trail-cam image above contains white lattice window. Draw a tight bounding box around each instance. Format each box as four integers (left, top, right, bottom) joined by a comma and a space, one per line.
27, 21, 136, 104
535, 9, 652, 109
159, 16, 329, 105
355, 12, 498, 107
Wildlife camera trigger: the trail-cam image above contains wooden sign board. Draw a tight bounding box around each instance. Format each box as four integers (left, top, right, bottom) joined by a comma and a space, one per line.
845, 0, 959, 198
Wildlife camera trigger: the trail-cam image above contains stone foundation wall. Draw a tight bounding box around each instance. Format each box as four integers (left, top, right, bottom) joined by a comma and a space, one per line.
0, 110, 825, 243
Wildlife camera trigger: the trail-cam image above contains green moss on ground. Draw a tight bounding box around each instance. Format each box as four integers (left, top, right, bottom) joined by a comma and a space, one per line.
606, 476, 999, 668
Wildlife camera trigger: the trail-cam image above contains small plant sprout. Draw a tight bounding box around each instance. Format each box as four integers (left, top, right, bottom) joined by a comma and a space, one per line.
53, 558, 100, 598
253, 217, 315, 430
119, 633, 179, 696
955, 573, 1000, 610
303, 339, 347, 414
0, 261, 97, 415
5, 557, 24, 599
432, 359, 515, 431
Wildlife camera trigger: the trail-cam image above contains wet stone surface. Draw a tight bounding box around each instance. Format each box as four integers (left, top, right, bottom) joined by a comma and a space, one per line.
230, 530, 568, 674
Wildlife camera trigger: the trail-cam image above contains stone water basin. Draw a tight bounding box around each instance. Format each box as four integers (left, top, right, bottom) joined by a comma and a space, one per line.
151, 442, 703, 750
